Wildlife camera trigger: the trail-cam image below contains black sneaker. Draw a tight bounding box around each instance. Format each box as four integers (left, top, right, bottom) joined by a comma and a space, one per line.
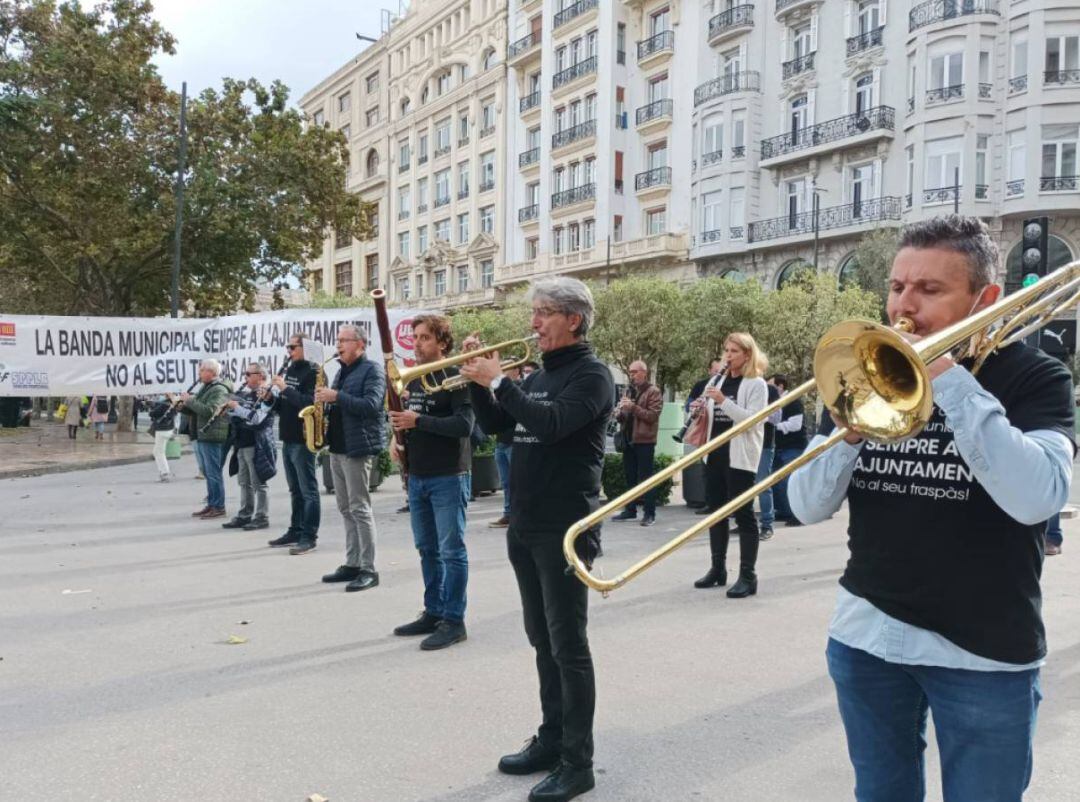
640, 515, 656, 527
345, 571, 380, 592
243, 519, 270, 531
288, 540, 317, 556
322, 565, 361, 583
528, 761, 595, 802
420, 620, 467, 651
611, 510, 637, 521
396, 504, 410, 514
267, 532, 300, 548
393, 611, 441, 636
759, 526, 774, 541
498, 736, 560, 776
221, 518, 251, 530
694, 506, 716, 516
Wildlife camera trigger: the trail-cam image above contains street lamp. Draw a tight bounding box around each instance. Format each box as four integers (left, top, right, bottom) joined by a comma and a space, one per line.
811, 184, 827, 271
355, 33, 377, 44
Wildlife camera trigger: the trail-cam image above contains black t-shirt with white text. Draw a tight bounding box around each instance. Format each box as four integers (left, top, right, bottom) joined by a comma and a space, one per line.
404, 369, 472, 477
824, 342, 1074, 664
709, 375, 743, 438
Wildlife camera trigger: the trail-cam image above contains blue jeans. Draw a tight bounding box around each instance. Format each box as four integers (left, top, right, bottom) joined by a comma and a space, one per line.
495, 443, 512, 516
826, 638, 1040, 802
193, 439, 207, 476
756, 445, 775, 529
200, 441, 226, 509
282, 441, 320, 541
1045, 513, 1063, 546
772, 446, 804, 521
408, 473, 470, 623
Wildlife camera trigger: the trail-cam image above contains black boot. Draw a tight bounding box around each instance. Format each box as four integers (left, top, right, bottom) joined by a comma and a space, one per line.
694, 563, 727, 589
694, 529, 729, 588
498, 736, 560, 776
726, 568, 758, 598
528, 761, 596, 802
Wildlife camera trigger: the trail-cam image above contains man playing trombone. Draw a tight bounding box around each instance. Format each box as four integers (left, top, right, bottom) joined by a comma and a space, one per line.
790, 216, 1074, 801
459, 277, 614, 802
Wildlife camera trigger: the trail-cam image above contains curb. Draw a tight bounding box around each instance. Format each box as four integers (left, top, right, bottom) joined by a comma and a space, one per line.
0, 444, 192, 481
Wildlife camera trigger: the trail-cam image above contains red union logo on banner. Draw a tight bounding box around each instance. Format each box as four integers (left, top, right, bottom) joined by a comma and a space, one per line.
394, 318, 414, 350
0, 322, 15, 345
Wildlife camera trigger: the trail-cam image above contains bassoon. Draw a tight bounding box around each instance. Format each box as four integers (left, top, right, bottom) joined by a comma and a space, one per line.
371, 289, 408, 478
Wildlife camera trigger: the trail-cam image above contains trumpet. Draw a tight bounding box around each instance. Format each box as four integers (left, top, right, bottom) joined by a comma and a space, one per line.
564, 260, 1080, 595
386, 335, 539, 396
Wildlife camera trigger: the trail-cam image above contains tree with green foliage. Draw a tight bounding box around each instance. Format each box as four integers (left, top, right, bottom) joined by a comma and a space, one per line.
676, 276, 768, 388
305, 291, 373, 310
449, 297, 533, 352
851, 227, 900, 317
0, 0, 370, 318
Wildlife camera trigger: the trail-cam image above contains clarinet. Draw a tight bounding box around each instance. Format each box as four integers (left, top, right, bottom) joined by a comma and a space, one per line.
673, 365, 727, 443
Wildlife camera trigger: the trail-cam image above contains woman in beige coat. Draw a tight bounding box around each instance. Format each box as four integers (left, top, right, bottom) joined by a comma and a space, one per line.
63, 396, 83, 439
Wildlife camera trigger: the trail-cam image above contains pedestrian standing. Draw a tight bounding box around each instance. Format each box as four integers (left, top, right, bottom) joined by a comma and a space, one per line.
147, 394, 178, 481
64, 395, 83, 439
88, 395, 109, 440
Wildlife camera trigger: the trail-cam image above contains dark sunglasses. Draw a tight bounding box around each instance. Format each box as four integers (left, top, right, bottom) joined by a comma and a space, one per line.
286, 343, 301, 350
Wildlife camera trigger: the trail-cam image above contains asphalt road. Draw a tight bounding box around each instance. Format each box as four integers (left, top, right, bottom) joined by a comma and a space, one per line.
1, 460, 1077, 802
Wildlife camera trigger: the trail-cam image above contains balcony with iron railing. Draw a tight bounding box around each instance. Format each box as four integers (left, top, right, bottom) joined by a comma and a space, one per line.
553, 57, 597, 92
519, 204, 539, 223
908, 0, 999, 33
551, 183, 596, 210
1041, 175, 1080, 192
709, 5, 754, 45
458, 187, 470, 200
976, 184, 989, 199
418, 154, 428, 166
1006, 179, 1025, 196
1045, 70, 1080, 86
636, 98, 674, 130
398, 210, 410, 221
923, 186, 958, 205
748, 196, 902, 243
481, 125, 495, 138
782, 51, 816, 80
434, 145, 451, 159
434, 195, 450, 209
637, 30, 674, 64
508, 31, 541, 63
978, 83, 992, 99
458, 136, 469, 148
417, 203, 428, 214
552, 119, 597, 151
701, 149, 724, 168
693, 71, 761, 106
553, 0, 598, 30
479, 179, 495, 193
1009, 75, 1027, 93
519, 147, 540, 169
635, 166, 672, 194
775, 0, 816, 20
847, 26, 884, 56
520, 91, 541, 114
926, 84, 964, 105
760, 105, 895, 164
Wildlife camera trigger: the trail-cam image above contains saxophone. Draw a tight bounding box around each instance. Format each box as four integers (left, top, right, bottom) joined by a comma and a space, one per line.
299, 356, 337, 453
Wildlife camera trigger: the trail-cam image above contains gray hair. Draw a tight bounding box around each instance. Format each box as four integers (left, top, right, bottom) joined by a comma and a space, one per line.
339, 324, 368, 345
897, 215, 999, 290
199, 358, 222, 377
527, 277, 595, 337
246, 362, 268, 378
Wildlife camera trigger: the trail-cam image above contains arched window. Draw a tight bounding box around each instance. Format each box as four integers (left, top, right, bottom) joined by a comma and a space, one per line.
720, 268, 747, 283
482, 48, 496, 70
854, 73, 874, 114
838, 253, 861, 289
366, 149, 379, 178
421, 86, 430, 105
776, 258, 813, 289
1005, 235, 1074, 293
400, 97, 411, 117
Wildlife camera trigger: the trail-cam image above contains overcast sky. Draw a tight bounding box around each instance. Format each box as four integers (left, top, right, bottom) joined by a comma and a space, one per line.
147, 0, 396, 102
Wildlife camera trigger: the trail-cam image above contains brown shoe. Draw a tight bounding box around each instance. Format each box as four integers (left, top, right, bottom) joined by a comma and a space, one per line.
1045, 541, 1062, 556
191, 506, 212, 517
200, 507, 226, 519
489, 516, 510, 528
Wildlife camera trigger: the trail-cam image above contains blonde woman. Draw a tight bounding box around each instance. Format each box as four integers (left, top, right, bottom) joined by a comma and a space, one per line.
693, 332, 768, 598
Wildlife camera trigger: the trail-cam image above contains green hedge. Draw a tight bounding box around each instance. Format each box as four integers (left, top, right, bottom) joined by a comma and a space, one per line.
602, 452, 675, 506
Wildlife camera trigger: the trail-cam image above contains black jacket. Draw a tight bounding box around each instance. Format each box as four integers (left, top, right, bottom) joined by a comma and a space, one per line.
327, 355, 387, 458
275, 361, 317, 445
148, 399, 178, 434
226, 387, 278, 483
470, 341, 614, 540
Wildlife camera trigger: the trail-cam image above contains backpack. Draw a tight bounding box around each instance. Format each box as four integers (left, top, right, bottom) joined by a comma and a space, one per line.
95, 398, 109, 415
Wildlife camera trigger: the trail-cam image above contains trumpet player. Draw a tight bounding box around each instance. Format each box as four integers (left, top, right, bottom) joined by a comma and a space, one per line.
175, 359, 232, 520
317, 325, 386, 587
790, 216, 1074, 801
267, 334, 320, 552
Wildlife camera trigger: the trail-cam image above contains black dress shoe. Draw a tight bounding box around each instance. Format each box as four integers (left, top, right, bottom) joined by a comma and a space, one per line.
322, 565, 361, 583
640, 515, 656, 527
528, 761, 595, 802
784, 519, 804, 528
420, 620, 467, 650
288, 540, 317, 555
694, 506, 716, 516
396, 504, 410, 513
345, 571, 379, 592
498, 737, 561, 776
727, 572, 758, 598
221, 518, 251, 529
759, 526, 774, 541
393, 611, 441, 636
267, 532, 300, 548
243, 519, 269, 531
611, 510, 637, 521
693, 565, 727, 589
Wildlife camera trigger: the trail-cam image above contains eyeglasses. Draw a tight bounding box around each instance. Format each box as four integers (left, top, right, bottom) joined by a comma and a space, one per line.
245, 371, 263, 376
531, 306, 564, 318
337, 338, 360, 343
286, 344, 300, 350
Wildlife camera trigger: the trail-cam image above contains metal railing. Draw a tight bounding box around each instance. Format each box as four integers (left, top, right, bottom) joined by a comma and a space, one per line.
1045, 70, 1080, 86
709, 5, 754, 40
399, 161, 410, 173
479, 179, 495, 193
634, 166, 672, 191
846, 26, 884, 56
398, 210, 410, 221
760, 105, 894, 160
553, 56, 597, 90
520, 91, 541, 113
782, 51, 816, 80
508, 31, 541, 59
434, 196, 450, 208
905, 193, 912, 208
636, 99, 673, 126
552, 119, 596, 150
978, 83, 992, 99
417, 203, 428, 214
553, 0, 598, 30
730, 225, 745, 240
637, 30, 674, 61
693, 71, 761, 106
976, 184, 989, 199
1009, 75, 1027, 92
907, 96, 915, 113
923, 186, 958, 204
519, 147, 540, 168
551, 183, 596, 209
748, 196, 901, 242
926, 84, 964, 105
418, 154, 428, 165
732, 145, 746, 158
700, 229, 724, 244
909, 0, 999, 33
1006, 179, 1024, 196
1040, 175, 1080, 191
481, 125, 495, 138
458, 136, 469, 147
617, 50, 625, 64
701, 149, 724, 168
775, 0, 810, 13
434, 145, 451, 158
458, 187, 469, 200
519, 204, 539, 222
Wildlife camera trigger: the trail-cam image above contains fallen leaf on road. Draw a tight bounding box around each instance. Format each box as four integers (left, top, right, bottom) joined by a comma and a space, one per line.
225, 635, 248, 645
307, 795, 329, 802
61, 589, 92, 595
237, 620, 251, 625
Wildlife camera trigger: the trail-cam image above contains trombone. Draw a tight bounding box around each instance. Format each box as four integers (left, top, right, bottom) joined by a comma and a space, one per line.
564, 260, 1080, 595
386, 335, 539, 396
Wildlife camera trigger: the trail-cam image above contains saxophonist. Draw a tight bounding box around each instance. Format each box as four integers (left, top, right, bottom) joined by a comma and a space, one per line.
268, 334, 321, 553
316, 325, 386, 591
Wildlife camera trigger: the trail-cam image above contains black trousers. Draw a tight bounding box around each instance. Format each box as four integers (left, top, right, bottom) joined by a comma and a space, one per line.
507, 528, 595, 768
703, 450, 759, 573
621, 442, 657, 516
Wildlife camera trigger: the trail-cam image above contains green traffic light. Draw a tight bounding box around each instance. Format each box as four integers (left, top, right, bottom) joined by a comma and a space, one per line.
1022, 273, 1039, 288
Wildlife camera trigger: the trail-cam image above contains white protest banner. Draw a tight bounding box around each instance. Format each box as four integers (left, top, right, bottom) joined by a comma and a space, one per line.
0, 307, 422, 397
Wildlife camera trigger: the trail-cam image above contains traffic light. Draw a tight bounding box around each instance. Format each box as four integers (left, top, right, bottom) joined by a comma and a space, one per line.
1021, 216, 1049, 286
